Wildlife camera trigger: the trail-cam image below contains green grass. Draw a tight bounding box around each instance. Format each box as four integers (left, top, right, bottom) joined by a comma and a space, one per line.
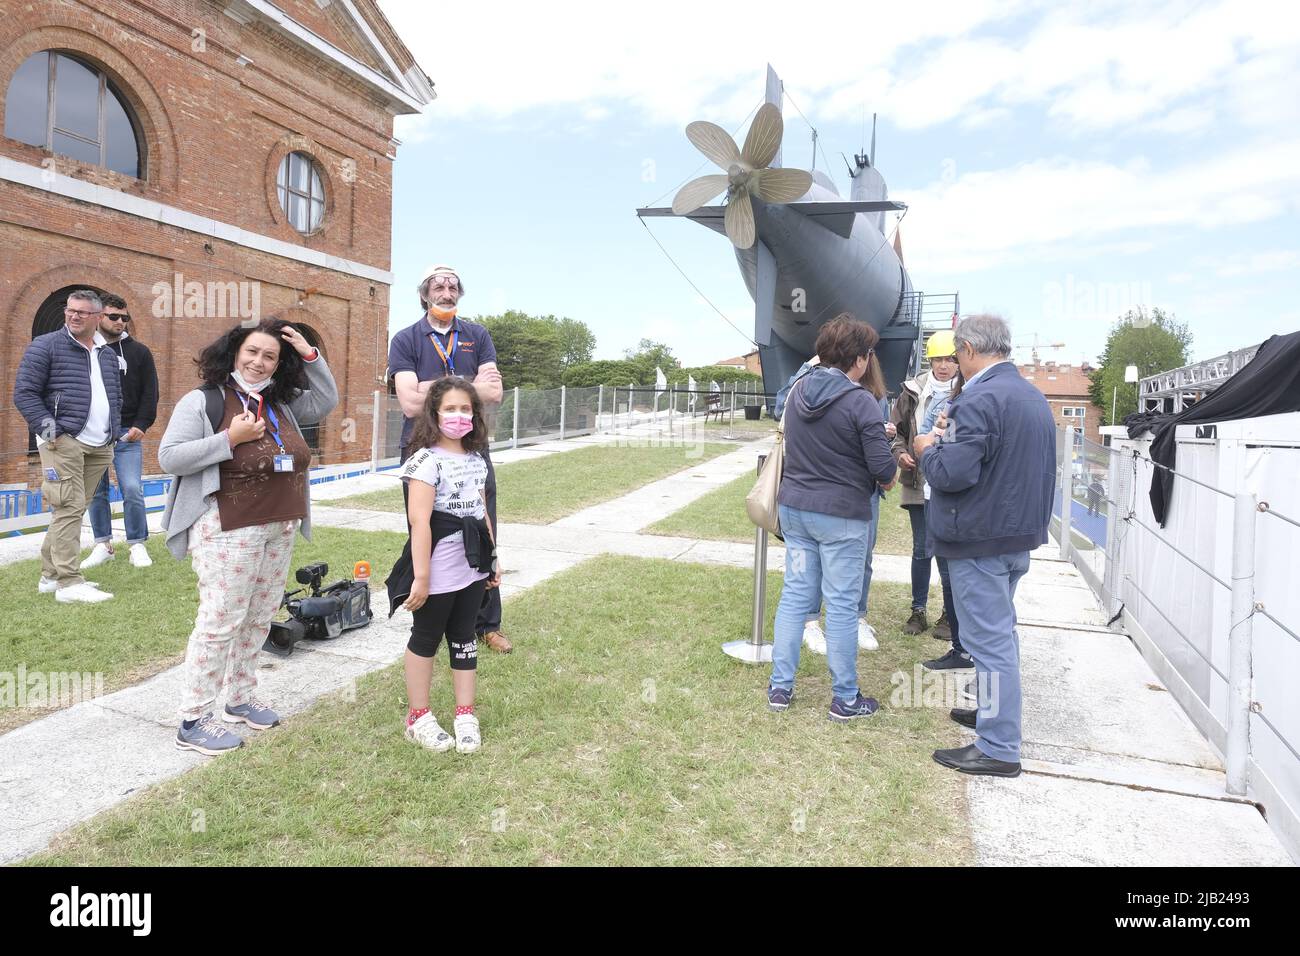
0, 527, 405, 734
646, 475, 914, 556
328, 441, 737, 524
29, 557, 972, 867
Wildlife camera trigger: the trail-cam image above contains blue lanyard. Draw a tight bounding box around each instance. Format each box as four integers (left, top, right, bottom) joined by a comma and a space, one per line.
236, 392, 285, 452
428, 328, 459, 376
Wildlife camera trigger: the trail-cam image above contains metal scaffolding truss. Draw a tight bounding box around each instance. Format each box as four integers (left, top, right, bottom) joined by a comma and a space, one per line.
1139, 343, 1261, 413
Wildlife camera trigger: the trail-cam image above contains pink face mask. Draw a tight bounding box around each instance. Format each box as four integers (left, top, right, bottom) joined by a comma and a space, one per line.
440, 412, 474, 439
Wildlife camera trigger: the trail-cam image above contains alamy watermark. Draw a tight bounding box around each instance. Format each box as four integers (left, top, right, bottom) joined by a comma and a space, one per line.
152, 272, 261, 325
1, 665, 105, 710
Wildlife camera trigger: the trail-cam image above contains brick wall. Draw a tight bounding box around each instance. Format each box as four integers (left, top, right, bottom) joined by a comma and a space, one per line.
1, 0, 417, 485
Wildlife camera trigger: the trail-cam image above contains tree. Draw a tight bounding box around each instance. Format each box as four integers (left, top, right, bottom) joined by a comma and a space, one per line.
1089, 307, 1192, 425
478, 311, 597, 389
624, 339, 680, 379
556, 318, 596, 368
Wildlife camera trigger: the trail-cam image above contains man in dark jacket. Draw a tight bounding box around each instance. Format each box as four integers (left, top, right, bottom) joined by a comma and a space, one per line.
84, 294, 160, 570
914, 314, 1055, 777
13, 289, 123, 603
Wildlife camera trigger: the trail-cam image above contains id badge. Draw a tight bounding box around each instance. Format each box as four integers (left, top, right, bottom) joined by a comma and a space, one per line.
45, 467, 61, 482
273, 454, 295, 473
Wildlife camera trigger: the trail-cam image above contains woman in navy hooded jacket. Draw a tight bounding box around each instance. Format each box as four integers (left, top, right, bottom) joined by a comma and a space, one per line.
767, 315, 897, 721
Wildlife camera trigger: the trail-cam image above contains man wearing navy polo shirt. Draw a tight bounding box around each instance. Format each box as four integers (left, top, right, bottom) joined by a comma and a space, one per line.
388, 264, 511, 653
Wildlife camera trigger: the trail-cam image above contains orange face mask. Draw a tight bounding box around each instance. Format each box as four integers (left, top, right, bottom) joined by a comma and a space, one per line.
428, 304, 457, 322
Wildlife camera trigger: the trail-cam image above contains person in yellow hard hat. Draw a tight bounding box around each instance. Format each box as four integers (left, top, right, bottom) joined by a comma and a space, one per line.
887, 329, 962, 644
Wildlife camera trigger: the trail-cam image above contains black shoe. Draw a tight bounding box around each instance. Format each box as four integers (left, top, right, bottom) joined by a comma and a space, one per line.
903, 609, 928, 635
932, 743, 1021, 777
949, 707, 976, 729
923, 648, 975, 671
932, 612, 952, 641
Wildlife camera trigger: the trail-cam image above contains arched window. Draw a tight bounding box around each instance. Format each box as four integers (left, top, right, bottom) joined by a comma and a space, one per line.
4, 51, 143, 178
276, 151, 326, 233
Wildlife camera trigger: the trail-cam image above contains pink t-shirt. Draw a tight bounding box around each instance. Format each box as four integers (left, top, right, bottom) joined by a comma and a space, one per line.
401, 446, 490, 595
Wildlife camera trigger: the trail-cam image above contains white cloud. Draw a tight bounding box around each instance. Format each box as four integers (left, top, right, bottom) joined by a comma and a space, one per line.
901, 138, 1300, 274
1216, 250, 1300, 277
383, 0, 1300, 140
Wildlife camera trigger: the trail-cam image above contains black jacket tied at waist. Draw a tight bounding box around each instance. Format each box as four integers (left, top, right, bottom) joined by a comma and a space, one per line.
385, 511, 496, 617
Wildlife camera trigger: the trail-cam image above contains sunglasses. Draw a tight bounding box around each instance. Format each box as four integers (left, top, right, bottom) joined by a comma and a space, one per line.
105, 313, 131, 323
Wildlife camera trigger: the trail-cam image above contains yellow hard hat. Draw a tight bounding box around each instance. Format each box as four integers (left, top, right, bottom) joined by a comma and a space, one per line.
926, 330, 957, 359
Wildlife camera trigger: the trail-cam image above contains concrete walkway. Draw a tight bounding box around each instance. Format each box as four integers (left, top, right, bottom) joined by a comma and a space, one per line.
1, 422, 1293, 866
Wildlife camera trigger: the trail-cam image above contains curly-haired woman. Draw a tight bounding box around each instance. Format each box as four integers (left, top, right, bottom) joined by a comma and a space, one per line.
159, 318, 338, 755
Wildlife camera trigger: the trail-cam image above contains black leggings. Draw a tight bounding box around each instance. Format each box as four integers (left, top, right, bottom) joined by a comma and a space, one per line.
408, 579, 487, 670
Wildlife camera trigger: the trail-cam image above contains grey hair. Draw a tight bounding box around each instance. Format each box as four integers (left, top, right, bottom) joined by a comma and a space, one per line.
418, 274, 465, 310
954, 313, 1012, 358
67, 289, 103, 311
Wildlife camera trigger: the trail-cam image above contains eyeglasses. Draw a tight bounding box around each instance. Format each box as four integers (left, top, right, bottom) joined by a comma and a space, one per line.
65, 308, 102, 319
427, 277, 459, 290
105, 313, 131, 323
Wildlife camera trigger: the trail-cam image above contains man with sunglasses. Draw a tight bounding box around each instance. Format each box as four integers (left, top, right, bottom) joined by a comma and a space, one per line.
388, 265, 512, 652
13, 289, 123, 603
84, 294, 160, 570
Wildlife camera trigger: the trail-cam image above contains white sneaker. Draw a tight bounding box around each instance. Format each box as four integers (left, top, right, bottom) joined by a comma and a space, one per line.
802, 620, 827, 656
404, 712, 454, 752
55, 582, 113, 603
38, 576, 58, 594
454, 713, 481, 754
858, 619, 879, 651
82, 542, 115, 569
129, 543, 153, 568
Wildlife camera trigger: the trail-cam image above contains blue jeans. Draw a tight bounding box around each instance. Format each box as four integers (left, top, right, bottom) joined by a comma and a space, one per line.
772, 504, 871, 702
804, 493, 880, 621
87, 433, 148, 545
906, 504, 932, 610
935, 556, 962, 652
947, 551, 1031, 762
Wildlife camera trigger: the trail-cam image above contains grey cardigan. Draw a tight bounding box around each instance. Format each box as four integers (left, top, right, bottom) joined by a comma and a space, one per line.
158, 356, 339, 559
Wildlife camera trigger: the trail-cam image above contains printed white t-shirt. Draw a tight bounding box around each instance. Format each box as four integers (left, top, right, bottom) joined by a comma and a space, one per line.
401, 446, 489, 594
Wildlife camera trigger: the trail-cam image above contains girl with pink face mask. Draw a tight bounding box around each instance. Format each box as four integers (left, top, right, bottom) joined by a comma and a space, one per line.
392, 377, 500, 755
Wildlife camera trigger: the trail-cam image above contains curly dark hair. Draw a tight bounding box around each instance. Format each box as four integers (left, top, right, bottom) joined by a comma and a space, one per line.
194, 318, 310, 406
408, 376, 488, 453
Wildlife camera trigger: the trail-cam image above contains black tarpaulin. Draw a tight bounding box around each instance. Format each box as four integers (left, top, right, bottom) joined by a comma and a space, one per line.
1126, 331, 1300, 525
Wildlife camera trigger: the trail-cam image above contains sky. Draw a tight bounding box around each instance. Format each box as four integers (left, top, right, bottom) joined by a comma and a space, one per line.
377, 0, 1300, 371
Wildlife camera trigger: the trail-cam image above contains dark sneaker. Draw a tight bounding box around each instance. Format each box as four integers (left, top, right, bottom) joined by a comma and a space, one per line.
924, 648, 975, 671
767, 686, 793, 712
950, 707, 977, 729
828, 693, 879, 722
175, 714, 243, 755
933, 612, 952, 641
903, 609, 928, 635
223, 699, 280, 730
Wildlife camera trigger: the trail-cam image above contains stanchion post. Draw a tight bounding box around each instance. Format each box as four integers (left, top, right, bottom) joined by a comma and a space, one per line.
512, 386, 520, 450
370, 389, 381, 472
723, 453, 774, 664
1226, 492, 1257, 795
598, 384, 604, 432
1060, 425, 1075, 560
559, 384, 567, 441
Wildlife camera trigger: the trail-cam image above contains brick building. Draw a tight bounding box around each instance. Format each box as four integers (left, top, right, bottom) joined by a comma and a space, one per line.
0, 0, 433, 486
1018, 359, 1102, 443
713, 350, 762, 375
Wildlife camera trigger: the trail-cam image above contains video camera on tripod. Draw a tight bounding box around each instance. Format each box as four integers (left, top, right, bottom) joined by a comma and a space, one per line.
263, 561, 373, 657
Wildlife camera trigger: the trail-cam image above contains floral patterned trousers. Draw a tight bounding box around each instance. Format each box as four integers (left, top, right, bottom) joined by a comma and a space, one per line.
178, 506, 298, 721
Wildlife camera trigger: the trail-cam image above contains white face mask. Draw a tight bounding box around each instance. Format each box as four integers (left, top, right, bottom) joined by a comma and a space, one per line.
931, 374, 955, 393
231, 369, 273, 394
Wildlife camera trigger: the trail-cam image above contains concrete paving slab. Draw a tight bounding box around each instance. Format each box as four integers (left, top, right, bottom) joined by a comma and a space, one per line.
1016, 625, 1222, 769
966, 772, 1293, 866
551, 441, 772, 533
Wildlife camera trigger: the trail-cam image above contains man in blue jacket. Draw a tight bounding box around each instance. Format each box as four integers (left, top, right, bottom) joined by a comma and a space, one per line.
13, 290, 124, 603
914, 314, 1055, 777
